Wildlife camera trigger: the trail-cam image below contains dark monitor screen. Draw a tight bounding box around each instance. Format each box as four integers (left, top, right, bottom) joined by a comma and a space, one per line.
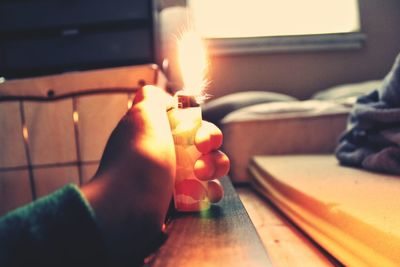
0, 0, 156, 79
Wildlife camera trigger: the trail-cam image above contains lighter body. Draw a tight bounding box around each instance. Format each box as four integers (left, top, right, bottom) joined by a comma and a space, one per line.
167, 96, 210, 212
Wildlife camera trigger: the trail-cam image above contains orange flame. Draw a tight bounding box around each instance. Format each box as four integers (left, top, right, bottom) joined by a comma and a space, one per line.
177, 31, 209, 96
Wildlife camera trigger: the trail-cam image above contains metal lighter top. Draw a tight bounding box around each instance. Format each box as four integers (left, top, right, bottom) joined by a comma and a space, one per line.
176, 92, 200, 109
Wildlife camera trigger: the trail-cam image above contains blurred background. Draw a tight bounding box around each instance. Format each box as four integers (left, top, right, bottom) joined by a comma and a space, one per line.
159, 0, 400, 99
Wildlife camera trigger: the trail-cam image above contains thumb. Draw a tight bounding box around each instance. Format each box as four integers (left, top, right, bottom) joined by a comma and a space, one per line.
133, 85, 174, 112
131, 85, 174, 136
96, 85, 176, 176
128, 85, 175, 164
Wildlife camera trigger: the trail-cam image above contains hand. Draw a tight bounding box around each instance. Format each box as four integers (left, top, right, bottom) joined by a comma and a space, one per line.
81, 85, 229, 265
193, 120, 230, 203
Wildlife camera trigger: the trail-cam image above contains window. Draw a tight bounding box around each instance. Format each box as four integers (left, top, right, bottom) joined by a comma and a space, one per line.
188, 0, 364, 55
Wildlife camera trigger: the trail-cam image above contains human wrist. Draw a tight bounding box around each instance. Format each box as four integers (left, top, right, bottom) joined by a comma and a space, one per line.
81, 173, 167, 265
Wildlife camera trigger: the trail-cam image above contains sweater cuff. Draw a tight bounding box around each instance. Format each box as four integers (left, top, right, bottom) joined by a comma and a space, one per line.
0, 184, 108, 267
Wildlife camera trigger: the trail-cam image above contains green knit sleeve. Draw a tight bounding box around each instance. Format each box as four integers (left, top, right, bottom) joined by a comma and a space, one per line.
0, 184, 109, 267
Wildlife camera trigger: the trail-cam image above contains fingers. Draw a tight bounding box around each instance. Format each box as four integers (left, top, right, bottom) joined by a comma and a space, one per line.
194, 150, 230, 181
195, 121, 223, 154
207, 179, 224, 203
193, 121, 228, 204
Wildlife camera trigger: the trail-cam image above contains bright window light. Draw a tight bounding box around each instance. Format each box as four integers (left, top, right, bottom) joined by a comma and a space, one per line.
189, 0, 360, 39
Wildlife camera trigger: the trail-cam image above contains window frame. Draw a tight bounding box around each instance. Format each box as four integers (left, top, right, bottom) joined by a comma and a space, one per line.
204, 32, 366, 56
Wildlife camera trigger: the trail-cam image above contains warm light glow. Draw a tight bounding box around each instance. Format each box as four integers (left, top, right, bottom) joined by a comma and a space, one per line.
72, 111, 79, 123
127, 99, 133, 109
22, 126, 29, 141
177, 31, 209, 95
189, 0, 360, 38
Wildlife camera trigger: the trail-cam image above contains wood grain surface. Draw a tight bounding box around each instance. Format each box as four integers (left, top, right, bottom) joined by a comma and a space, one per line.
237, 187, 336, 267
145, 176, 273, 267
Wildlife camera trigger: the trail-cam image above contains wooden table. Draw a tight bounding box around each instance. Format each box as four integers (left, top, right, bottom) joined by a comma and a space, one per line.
144, 177, 341, 267
144, 177, 273, 267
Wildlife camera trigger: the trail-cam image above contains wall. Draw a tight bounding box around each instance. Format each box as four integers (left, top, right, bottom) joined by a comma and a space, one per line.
160, 0, 400, 99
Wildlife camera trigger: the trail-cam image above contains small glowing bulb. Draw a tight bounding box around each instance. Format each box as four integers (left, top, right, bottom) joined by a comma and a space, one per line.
72, 111, 79, 123
22, 126, 29, 141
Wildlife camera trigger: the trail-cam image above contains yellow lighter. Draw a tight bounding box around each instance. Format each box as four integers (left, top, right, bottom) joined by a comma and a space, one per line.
167, 91, 210, 211
167, 29, 213, 211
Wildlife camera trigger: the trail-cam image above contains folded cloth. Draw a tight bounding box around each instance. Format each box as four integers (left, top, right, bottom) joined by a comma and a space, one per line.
336, 53, 400, 175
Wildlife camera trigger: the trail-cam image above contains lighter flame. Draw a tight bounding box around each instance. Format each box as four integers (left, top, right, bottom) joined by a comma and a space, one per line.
177, 31, 209, 96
